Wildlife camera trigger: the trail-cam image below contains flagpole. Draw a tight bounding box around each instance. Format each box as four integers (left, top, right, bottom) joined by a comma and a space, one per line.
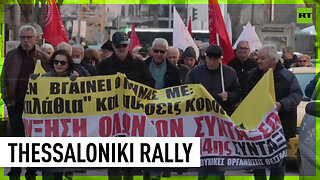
216, 33, 225, 92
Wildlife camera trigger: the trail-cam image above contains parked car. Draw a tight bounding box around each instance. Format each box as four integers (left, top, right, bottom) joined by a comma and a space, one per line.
286, 67, 316, 161
298, 100, 320, 178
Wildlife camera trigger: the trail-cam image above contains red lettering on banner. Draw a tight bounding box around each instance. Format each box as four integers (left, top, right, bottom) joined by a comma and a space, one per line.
204, 116, 215, 136
45, 119, 59, 137
99, 116, 112, 137
216, 118, 228, 137
99, 113, 147, 137
61, 119, 71, 137
123, 113, 131, 134
112, 113, 121, 136
194, 117, 204, 137
23, 119, 32, 137
258, 112, 281, 139
73, 118, 87, 137
235, 127, 249, 140
155, 120, 168, 137
170, 118, 183, 137
213, 141, 223, 155
131, 115, 146, 136
202, 138, 213, 154
33, 120, 43, 133
224, 121, 235, 140
224, 141, 232, 155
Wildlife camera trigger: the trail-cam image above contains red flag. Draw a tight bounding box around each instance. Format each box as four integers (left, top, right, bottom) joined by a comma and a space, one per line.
129, 23, 141, 53
44, 0, 69, 47
188, 17, 193, 38
208, 0, 235, 64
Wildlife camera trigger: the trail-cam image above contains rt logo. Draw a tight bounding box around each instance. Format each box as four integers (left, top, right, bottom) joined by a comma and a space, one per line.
297, 8, 312, 24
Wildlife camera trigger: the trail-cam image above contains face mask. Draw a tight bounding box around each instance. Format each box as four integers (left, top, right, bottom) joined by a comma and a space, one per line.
73, 59, 81, 64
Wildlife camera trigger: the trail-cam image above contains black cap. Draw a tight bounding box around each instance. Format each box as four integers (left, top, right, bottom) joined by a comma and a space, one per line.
101, 40, 113, 51
138, 47, 148, 56
112, 32, 129, 46
206, 45, 223, 58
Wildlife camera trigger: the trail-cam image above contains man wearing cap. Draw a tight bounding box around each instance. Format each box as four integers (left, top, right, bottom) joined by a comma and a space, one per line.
228, 41, 257, 99
144, 38, 181, 89
182, 46, 197, 69
96, 32, 155, 179
100, 40, 114, 59
96, 31, 155, 87
186, 45, 241, 116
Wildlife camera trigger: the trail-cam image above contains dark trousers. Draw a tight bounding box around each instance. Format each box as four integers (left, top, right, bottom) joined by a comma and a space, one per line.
253, 159, 285, 180
6, 102, 37, 177
108, 168, 133, 180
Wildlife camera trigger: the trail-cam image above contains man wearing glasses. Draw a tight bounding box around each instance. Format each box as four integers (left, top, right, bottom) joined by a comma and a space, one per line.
96, 31, 155, 88
144, 38, 181, 89
228, 41, 257, 99
1, 24, 50, 180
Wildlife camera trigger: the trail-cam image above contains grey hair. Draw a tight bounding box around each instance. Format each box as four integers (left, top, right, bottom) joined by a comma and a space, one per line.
152, 38, 168, 50
57, 42, 72, 56
282, 46, 294, 54
237, 41, 249, 48
258, 44, 278, 60
41, 43, 54, 51
168, 46, 179, 52
72, 44, 84, 55
19, 25, 37, 36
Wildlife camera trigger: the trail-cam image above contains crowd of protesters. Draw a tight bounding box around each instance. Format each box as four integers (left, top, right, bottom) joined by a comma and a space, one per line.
1, 23, 317, 180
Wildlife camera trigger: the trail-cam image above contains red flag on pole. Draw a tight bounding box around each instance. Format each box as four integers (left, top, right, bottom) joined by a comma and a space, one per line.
208, 0, 235, 64
129, 23, 141, 53
188, 17, 193, 38
44, 0, 69, 47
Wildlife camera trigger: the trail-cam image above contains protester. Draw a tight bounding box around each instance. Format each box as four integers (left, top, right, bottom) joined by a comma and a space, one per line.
167, 46, 190, 84
228, 41, 257, 99
187, 44, 241, 116
195, 40, 203, 48
57, 42, 72, 56
138, 47, 150, 60
296, 54, 312, 67
1, 24, 50, 180
247, 45, 303, 180
96, 31, 155, 180
41, 43, 54, 57
71, 44, 91, 76
83, 48, 101, 67
282, 46, 299, 69
43, 50, 78, 77
182, 46, 198, 69
144, 38, 181, 89
249, 50, 259, 62
186, 44, 241, 179
100, 39, 114, 59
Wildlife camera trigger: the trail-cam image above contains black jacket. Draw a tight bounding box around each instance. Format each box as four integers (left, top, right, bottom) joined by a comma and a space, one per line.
283, 54, 299, 69
144, 57, 181, 88
96, 53, 155, 88
247, 61, 303, 140
228, 57, 257, 99
186, 64, 241, 116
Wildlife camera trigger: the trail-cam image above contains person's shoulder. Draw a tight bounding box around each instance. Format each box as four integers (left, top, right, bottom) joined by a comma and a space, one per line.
228, 57, 240, 66
6, 47, 19, 57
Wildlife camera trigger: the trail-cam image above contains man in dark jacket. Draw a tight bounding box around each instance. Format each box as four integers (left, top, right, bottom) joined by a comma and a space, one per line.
247, 45, 303, 180
228, 41, 257, 99
282, 46, 299, 69
167, 46, 190, 84
96, 32, 155, 88
144, 38, 180, 89
186, 44, 241, 116
1, 24, 50, 180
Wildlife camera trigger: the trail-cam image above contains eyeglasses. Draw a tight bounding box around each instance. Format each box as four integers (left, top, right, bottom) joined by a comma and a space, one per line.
19, 36, 35, 39
153, 49, 166, 54
114, 44, 128, 49
53, 59, 68, 65
238, 47, 249, 51
299, 60, 307, 63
